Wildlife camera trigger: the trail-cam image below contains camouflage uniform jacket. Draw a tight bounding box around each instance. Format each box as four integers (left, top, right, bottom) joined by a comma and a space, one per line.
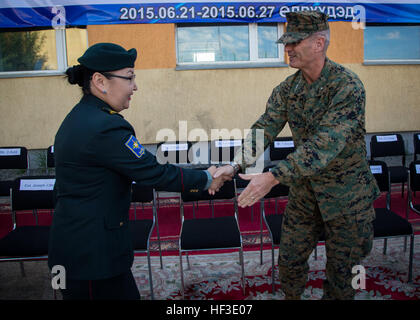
235, 58, 380, 221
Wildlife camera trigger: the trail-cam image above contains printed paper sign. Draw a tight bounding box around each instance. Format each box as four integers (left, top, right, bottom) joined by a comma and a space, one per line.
215, 140, 242, 148
161, 143, 188, 152
0, 148, 21, 156
377, 135, 397, 142
370, 165, 382, 174
274, 140, 294, 148
20, 179, 55, 191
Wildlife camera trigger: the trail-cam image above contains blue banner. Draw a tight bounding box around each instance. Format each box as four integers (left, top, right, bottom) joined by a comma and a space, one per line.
0, 1, 419, 28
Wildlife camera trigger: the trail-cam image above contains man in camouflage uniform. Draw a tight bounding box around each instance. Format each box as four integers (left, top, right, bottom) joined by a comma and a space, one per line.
215, 11, 380, 299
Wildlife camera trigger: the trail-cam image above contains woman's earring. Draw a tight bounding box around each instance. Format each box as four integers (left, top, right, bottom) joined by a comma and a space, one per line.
102, 90, 107, 94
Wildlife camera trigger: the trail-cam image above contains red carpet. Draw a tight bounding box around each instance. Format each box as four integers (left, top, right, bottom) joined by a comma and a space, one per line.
0, 191, 419, 242
131, 237, 420, 300
1, 191, 419, 300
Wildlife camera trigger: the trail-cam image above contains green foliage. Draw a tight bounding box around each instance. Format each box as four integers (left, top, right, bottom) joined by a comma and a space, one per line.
32, 149, 47, 169
0, 30, 47, 71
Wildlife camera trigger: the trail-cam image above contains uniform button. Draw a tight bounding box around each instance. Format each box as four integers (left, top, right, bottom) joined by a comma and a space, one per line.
120, 222, 123, 227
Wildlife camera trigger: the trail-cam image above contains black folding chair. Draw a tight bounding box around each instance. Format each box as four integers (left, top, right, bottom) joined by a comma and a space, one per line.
413, 133, 420, 161
0, 175, 55, 276
156, 141, 192, 165
369, 160, 414, 282
264, 138, 294, 216
0, 147, 29, 197
370, 134, 408, 197
407, 161, 420, 218
407, 161, 420, 256
269, 137, 295, 163
46, 145, 55, 169
210, 138, 248, 186
259, 181, 289, 293
210, 139, 242, 164
129, 184, 161, 300
209, 139, 253, 220
178, 179, 245, 299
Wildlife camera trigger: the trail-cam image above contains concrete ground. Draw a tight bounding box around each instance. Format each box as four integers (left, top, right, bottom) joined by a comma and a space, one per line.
0, 260, 61, 300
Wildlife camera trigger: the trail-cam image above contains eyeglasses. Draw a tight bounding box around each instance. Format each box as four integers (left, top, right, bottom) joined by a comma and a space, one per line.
102, 72, 136, 83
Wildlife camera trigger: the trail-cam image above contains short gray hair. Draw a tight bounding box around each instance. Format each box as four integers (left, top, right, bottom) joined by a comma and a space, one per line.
310, 30, 330, 53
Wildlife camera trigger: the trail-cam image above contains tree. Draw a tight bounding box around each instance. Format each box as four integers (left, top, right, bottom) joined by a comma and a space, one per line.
0, 30, 47, 72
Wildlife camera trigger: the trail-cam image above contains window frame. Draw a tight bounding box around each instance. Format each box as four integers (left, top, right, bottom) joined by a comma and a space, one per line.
0, 27, 69, 78
175, 22, 287, 70
363, 23, 420, 65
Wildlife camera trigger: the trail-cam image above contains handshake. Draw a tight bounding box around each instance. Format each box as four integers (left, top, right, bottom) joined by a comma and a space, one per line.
206, 165, 236, 195
205, 165, 280, 208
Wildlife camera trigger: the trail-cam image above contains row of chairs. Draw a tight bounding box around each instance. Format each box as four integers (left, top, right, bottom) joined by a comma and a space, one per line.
0, 177, 162, 299
0, 173, 239, 299
370, 133, 420, 197
1, 159, 418, 298
1, 131, 417, 186
2, 132, 411, 222
0, 132, 418, 298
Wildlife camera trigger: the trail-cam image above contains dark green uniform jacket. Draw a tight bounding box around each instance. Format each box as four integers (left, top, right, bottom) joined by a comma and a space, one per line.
48, 94, 207, 280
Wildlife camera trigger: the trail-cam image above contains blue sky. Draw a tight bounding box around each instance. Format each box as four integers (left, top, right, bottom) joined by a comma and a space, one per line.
177, 24, 279, 63
364, 25, 420, 60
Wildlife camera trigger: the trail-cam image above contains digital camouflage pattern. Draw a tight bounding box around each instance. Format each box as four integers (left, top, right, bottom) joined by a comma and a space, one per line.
234, 57, 380, 299
235, 57, 380, 222
277, 11, 329, 44
277, 179, 375, 299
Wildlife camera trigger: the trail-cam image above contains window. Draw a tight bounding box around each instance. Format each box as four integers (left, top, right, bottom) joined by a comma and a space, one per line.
364, 24, 420, 64
0, 27, 88, 77
176, 23, 284, 68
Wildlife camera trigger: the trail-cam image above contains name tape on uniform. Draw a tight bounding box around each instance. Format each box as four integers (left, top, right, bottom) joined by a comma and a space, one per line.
125, 135, 145, 159
215, 140, 242, 148
377, 135, 397, 142
416, 164, 420, 174
370, 165, 383, 174
161, 143, 188, 152
0, 148, 21, 156
20, 179, 55, 191
274, 140, 294, 148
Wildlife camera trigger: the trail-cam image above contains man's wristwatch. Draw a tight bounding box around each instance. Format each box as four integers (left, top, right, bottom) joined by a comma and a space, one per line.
228, 162, 241, 175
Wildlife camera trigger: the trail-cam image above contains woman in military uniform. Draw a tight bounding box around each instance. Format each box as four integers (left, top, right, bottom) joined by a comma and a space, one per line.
48, 43, 223, 300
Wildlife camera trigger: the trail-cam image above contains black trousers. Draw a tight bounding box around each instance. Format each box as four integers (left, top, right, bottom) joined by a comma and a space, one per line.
61, 270, 140, 300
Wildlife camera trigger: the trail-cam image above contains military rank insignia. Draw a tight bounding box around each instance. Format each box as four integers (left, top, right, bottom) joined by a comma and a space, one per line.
125, 135, 145, 159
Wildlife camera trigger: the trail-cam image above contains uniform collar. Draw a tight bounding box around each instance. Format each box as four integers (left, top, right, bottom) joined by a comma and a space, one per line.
294, 57, 332, 93
317, 57, 333, 85
80, 94, 123, 117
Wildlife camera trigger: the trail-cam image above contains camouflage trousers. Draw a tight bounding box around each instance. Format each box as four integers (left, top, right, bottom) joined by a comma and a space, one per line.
277, 187, 374, 300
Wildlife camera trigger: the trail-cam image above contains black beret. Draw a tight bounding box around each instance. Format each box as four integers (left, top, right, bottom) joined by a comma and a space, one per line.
77, 42, 137, 71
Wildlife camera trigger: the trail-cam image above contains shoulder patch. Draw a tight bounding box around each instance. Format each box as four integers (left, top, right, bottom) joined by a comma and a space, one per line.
125, 135, 145, 159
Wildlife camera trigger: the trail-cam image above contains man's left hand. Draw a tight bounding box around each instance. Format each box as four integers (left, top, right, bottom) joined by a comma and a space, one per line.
237, 172, 280, 207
